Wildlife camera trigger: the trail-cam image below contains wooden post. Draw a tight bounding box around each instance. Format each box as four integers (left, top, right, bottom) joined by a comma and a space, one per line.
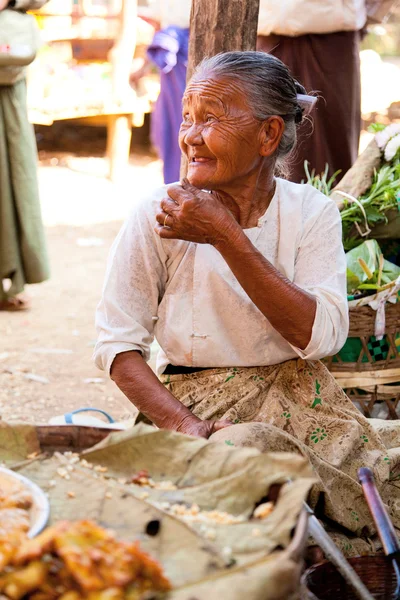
106, 113, 133, 182
107, 0, 137, 182
181, 0, 260, 176
187, 0, 260, 80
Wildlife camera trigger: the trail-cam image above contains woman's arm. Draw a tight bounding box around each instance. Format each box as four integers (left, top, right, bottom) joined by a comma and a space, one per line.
94, 193, 231, 438
129, 57, 152, 87
111, 351, 199, 431
111, 350, 230, 438
156, 181, 348, 356
214, 234, 316, 350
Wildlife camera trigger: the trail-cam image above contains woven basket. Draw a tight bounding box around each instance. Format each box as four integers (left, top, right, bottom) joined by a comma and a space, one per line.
36, 424, 111, 452
324, 302, 400, 374
345, 384, 400, 419
33, 425, 308, 598
303, 555, 397, 599
323, 301, 400, 419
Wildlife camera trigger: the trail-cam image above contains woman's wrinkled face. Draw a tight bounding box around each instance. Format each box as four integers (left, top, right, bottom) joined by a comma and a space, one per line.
179, 74, 265, 189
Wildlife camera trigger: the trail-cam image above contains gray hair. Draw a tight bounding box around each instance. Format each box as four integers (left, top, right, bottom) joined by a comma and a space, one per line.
193, 51, 307, 176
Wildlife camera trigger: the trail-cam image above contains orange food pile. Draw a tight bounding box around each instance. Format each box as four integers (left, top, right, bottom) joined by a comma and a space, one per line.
0, 520, 171, 599
0, 473, 33, 572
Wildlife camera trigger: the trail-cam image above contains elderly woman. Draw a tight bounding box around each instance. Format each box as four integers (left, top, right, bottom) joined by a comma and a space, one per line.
95, 52, 400, 554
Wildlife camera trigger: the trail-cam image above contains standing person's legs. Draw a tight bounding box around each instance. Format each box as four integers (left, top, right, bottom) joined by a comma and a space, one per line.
257, 32, 361, 183
0, 79, 49, 310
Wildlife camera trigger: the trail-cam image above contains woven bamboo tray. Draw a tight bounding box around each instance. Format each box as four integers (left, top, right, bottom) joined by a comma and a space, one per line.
303, 555, 397, 599
36, 424, 111, 453
32, 425, 309, 599
35, 427, 309, 539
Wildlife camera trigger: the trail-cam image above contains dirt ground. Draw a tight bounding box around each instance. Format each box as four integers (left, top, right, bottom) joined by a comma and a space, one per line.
0, 127, 163, 425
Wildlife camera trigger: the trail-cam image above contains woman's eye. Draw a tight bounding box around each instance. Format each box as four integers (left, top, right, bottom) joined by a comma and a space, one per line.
206, 115, 216, 123
182, 113, 192, 123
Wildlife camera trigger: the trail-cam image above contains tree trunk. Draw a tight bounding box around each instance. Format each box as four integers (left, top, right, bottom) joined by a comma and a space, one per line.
187, 0, 260, 80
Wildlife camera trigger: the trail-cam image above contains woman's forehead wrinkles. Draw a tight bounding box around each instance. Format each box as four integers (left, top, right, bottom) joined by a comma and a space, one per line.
185, 77, 245, 106
183, 93, 225, 112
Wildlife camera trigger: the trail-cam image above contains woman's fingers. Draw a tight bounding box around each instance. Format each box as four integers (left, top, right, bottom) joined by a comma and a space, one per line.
173, 418, 233, 439
160, 197, 178, 213
155, 211, 173, 227
180, 178, 200, 195
212, 420, 233, 432
154, 224, 178, 238
167, 183, 195, 204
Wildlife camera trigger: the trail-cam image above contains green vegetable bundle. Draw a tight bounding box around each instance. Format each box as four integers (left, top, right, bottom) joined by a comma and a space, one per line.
340, 161, 400, 251
304, 123, 400, 252
345, 239, 400, 295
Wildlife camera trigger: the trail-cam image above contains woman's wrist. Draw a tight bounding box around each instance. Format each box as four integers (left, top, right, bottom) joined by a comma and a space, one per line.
174, 412, 202, 433
111, 350, 200, 432
213, 221, 245, 253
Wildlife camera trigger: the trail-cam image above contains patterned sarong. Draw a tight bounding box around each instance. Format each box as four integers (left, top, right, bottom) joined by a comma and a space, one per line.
161, 359, 400, 556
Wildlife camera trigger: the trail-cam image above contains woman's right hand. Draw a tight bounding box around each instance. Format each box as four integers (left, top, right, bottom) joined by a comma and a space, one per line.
110, 352, 232, 440
177, 416, 232, 439
0, 0, 10, 10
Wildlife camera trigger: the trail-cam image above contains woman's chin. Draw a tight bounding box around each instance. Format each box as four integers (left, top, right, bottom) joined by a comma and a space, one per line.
187, 167, 215, 190
187, 172, 207, 189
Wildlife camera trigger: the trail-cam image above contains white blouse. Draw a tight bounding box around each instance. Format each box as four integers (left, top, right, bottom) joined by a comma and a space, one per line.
94, 178, 349, 376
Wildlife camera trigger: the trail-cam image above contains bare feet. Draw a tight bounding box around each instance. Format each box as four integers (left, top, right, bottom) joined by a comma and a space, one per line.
0, 295, 30, 311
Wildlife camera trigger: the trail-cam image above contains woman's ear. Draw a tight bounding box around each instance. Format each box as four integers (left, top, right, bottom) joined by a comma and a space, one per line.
259, 116, 285, 157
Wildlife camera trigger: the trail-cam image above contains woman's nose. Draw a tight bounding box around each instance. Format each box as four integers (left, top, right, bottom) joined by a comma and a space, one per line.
184, 123, 203, 146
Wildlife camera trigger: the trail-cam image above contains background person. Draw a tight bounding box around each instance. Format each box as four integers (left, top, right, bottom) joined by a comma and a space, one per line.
257, 0, 396, 182
131, 0, 190, 184
0, 0, 50, 311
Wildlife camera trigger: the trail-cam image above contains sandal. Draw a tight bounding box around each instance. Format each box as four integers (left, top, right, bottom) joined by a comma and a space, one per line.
0, 295, 31, 311
48, 408, 127, 429
63, 408, 115, 424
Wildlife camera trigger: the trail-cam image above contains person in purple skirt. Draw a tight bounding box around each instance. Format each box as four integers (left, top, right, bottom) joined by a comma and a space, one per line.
131, 2, 190, 184
146, 26, 189, 184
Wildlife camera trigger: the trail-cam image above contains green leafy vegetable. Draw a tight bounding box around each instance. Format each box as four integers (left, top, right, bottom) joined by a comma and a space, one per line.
345, 239, 400, 294
303, 161, 341, 196
368, 123, 387, 133
303, 124, 400, 251
340, 164, 400, 249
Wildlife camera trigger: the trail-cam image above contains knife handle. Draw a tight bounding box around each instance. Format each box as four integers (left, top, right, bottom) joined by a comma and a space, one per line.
358, 467, 400, 557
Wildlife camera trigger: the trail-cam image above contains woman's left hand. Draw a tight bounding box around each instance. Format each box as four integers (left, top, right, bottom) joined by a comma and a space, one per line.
177, 417, 233, 439
0, 0, 10, 10
155, 179, 241, 245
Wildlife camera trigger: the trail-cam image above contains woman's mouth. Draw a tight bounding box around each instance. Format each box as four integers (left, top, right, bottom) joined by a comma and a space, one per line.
190, 156, 213, 164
